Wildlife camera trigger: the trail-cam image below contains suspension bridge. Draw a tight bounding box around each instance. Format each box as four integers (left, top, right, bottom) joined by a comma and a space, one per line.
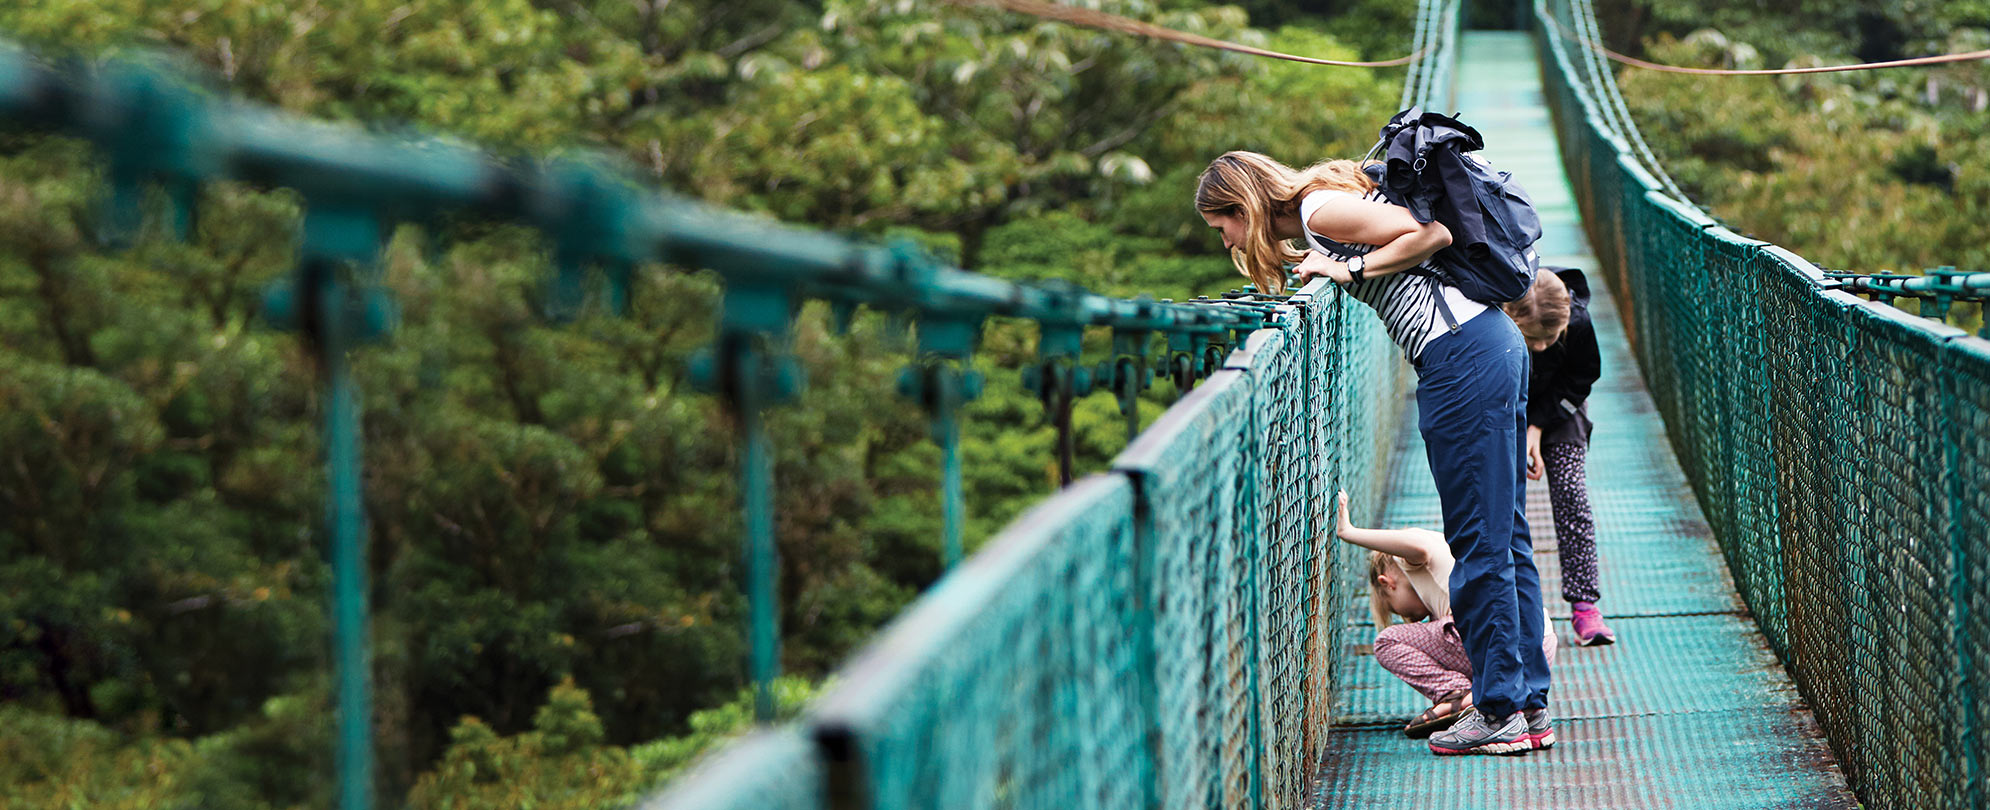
3, 0, 1987, 808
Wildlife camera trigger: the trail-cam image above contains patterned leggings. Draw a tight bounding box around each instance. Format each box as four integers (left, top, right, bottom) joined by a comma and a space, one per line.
1544, 441, 1602, 605
1374, 616, 1559, 702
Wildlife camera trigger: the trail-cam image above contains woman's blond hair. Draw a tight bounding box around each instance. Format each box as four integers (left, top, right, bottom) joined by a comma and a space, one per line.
1502, 270, 1571, 344
1194, 151, 1377, 294
1367, 550, 1398, 631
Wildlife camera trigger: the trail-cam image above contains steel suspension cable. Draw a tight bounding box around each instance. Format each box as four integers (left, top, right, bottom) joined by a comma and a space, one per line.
1570, 0, 1694, 202
1409, 0, 1460, 110
1547, 2, 1990, 76
945, 0, 1426, 68
1400, 0, 1436, 108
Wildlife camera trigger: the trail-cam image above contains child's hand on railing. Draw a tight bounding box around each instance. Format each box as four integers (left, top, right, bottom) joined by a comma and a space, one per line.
1336, 490, 1354, 539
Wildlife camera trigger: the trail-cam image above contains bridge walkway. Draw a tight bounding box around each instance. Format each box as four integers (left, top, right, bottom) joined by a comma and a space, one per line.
1314, 31, 1858, 809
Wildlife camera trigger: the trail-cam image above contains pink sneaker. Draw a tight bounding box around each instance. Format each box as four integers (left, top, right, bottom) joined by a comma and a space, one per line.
1571, 602, 1616, 646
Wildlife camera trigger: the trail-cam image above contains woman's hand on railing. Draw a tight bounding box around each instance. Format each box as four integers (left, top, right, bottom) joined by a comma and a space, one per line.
1295, 251, 1352, 284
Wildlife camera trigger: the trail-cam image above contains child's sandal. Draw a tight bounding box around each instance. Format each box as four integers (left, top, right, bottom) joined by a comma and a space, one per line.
1403, 689, 1473, 739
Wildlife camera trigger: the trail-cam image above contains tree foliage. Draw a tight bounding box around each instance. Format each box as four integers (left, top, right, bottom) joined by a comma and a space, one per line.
1608, 1, 1990, 325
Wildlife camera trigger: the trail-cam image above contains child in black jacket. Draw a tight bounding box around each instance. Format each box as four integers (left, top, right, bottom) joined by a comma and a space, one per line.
1504, 268, 1616, 646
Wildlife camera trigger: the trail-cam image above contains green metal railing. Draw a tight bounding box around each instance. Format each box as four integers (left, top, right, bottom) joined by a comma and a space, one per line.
642, 259, 1407, 810
642, 5, 1459, 808
1535, 3, 1990, 808
0, 35, 1334, 810
1825, 268, 1990, 339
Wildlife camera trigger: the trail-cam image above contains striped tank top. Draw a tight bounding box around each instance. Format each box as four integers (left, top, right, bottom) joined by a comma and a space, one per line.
1299, 189, 1488, 364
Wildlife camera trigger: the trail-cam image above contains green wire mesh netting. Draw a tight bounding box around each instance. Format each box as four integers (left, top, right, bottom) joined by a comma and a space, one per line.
644, 280, 1407, 810
644, 2, 1462, 804
1534, 1, 1990, 807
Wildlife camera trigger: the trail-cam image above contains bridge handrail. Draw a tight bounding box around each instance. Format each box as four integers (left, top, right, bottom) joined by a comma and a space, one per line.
1533, 3, 1990, 808
646, 278, 1405, 810
0, 43, 1279, 336
1825, 270, 1990, 336
0, 24, 1383, 810
645, 2, 1464, 807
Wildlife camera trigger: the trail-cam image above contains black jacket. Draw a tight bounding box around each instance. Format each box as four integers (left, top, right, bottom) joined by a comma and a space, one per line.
1528, 267, 1600, 445
1362, 109, 1498, 282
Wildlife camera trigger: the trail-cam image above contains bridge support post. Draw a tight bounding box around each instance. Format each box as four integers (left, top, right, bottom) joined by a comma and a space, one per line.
1023, 323, 1090, 487
264, 204, 397, 810
899, 314, 985, 568
1103, 301, 1156, 442
1022, 284, 1092, 487
690, 285, 802, 723
1166, 319, 1213, 393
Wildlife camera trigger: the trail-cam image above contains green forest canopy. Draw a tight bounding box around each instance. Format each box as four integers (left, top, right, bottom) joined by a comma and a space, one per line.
1606, 0, 1990, 329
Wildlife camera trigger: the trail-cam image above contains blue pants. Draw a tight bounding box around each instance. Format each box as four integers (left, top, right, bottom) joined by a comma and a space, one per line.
1414, 308, 1549, 720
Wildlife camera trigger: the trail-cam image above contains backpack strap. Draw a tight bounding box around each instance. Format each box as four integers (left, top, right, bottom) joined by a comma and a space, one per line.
1431, 286, 1462, 335
1302, 229, 1358, 257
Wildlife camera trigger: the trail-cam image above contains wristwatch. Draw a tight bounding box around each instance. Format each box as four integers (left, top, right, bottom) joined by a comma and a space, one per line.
1347, 254, 1366, 282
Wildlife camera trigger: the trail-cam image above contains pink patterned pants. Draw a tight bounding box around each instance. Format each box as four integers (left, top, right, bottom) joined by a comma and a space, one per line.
1374, 615, 1559, 702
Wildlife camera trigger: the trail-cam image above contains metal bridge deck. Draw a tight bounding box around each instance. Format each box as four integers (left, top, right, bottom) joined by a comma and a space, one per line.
1315, 31, 1857, 809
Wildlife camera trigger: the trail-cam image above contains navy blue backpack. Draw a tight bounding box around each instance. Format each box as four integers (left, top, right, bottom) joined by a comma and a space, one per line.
1362, 107, 1544, 306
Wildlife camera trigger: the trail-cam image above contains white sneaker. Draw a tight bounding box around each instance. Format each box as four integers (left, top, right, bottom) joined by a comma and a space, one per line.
1427, 708, 1530, 755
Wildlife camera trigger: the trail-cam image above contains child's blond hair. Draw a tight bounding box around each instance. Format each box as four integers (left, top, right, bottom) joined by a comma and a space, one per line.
1502, 270, 1571, 346
1367, 550, 1398, 630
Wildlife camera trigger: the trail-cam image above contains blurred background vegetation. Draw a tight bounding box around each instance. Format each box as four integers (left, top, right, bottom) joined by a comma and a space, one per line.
1600, 0, 1990, 331
0, 0, 1410, 806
